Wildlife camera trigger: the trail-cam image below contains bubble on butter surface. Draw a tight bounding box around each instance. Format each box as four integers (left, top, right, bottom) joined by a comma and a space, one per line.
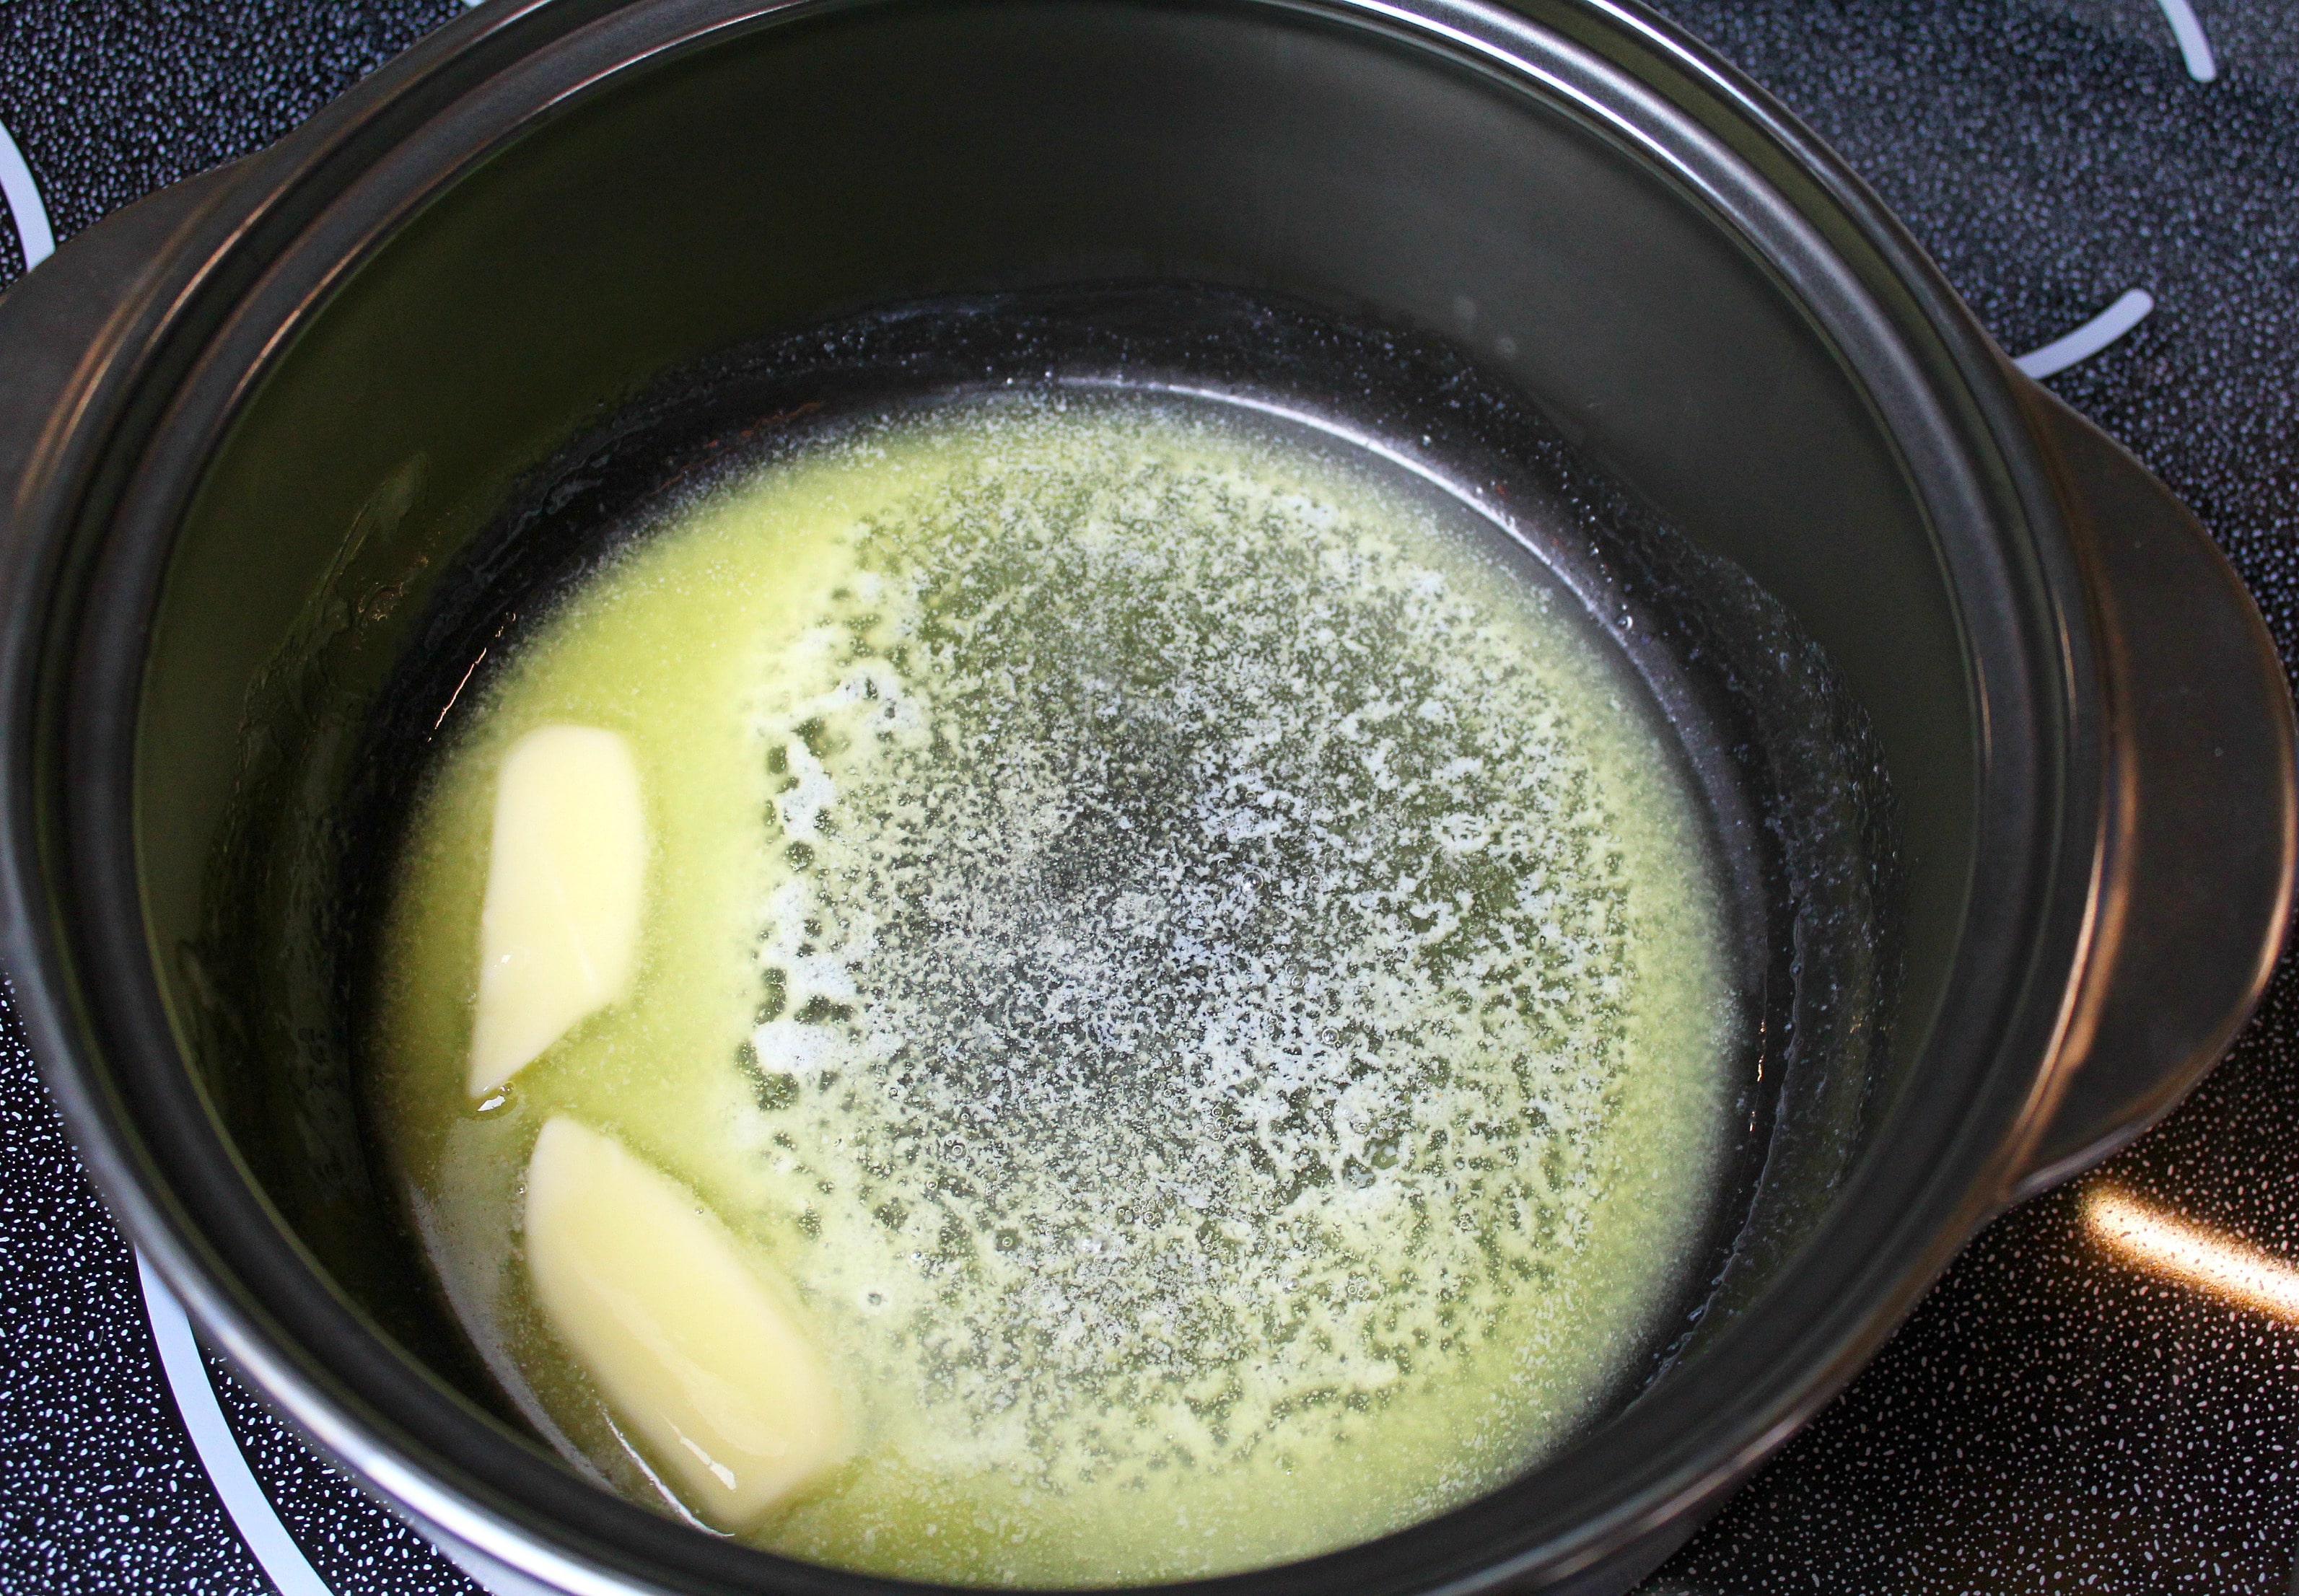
374, 392, 1735, 1587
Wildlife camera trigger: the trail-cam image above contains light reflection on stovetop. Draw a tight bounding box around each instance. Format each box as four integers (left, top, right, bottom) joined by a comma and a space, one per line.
1, 2, 2295, 1592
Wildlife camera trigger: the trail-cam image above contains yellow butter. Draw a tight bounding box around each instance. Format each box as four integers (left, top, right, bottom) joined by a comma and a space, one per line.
522, 1116, 848, 1528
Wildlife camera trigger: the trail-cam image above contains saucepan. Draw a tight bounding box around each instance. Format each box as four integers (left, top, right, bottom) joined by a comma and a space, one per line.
0, 0, 2289, 1592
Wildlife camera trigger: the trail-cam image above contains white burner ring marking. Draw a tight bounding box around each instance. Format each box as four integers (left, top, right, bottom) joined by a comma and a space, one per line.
2155, 0, 2219, 82
2014, 289, 2155, 379
0, 119, 53, 270
136, 1252, 338, 1596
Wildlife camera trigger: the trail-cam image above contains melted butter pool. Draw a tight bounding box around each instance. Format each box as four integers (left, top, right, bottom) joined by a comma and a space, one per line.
373, 392, 1735, 1586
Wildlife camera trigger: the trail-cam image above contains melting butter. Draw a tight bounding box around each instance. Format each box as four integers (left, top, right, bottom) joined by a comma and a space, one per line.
469, 725, 646, 1095
525, 1115, 848, 1527
374, 392, 1735, 1585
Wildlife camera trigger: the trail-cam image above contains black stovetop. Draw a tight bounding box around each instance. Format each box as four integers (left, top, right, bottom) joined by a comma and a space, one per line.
4, 2, 2297, 1592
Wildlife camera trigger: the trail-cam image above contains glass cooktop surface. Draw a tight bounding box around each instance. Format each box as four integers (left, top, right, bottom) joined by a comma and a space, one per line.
1, 2, 2295, 1592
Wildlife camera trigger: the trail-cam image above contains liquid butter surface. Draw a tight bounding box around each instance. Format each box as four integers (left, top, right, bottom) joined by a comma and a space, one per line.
373, 392, 1735, 1586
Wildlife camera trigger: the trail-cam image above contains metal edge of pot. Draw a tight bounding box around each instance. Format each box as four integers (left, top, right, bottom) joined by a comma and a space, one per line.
0, 0, 2123, 1592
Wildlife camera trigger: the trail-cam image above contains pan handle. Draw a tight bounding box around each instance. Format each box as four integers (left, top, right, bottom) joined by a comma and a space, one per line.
2009, 385, 2297, 1201
0, 164, 243, 519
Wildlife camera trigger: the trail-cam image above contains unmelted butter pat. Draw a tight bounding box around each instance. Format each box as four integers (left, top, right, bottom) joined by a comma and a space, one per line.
523, 1117, 849, 1528
468, 726, 646, 1096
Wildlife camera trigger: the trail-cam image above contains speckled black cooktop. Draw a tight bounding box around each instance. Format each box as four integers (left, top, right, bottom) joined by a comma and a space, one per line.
2, 1, 2296, 1592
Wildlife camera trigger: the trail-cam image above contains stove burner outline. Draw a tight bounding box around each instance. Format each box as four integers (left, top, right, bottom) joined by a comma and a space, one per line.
2154, 0, 2220, 82
136, 1252, 338, 1596
0, 118, 51, 268
2009, 0, 2225, 385
2014, 287, 2157, 377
